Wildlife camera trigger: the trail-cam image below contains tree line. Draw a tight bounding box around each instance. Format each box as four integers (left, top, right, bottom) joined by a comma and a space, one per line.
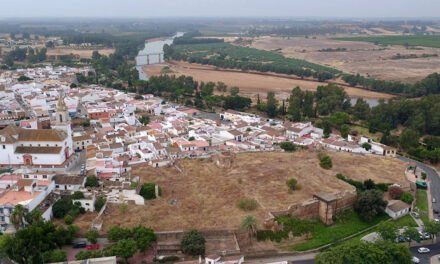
343, 72, 440, 97
164, 42, 339, 81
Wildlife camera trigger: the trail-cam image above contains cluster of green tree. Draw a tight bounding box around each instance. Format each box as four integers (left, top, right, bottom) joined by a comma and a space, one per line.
0, 207, 77, 264
388, 186, 414, 204
131, 75, 251, 111
269, 84, 440, 164
257, 85, 350, 120
85, 175, 100, 187
77, 50, 139, 89
315, 240, 412, 264
343, 72, 440, 96
336, 174, 389, 193
52, 197, 85, 224
318, 153, 333, 169
164, 42, 340, 81
354, 189, 388, 222
3, 47, 47, 66
76, 226, 155, 262
180, 230, 206, 257
173, 31, 224, 45
364, 96, 440, 163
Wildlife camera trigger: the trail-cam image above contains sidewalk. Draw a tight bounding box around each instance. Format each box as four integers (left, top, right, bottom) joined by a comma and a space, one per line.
431, 254, 440, 264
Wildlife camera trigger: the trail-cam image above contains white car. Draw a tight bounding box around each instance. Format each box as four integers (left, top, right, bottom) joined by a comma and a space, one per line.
418, 247, 430, 253
412, 256, 420, 263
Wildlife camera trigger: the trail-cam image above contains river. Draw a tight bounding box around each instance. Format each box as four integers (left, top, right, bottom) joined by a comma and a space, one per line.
135, 32, 184, 80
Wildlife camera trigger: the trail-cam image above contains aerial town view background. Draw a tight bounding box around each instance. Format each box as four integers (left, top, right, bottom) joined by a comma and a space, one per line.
1, 1, 440, 264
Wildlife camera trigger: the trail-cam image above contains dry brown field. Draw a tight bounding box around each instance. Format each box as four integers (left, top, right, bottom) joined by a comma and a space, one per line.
143, 61, 394, 101
251, 36, 440, 83
99, 151, 407, 232
46, 47, 114, 59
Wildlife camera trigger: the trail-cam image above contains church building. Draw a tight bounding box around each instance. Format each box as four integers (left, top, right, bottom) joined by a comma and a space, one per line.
0, 94, 74, 167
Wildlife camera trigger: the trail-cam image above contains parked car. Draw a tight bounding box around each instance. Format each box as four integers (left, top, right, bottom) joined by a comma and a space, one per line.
398, 235, 406, 243
418, 247, 430, 253
411, 212, 420, 219
412, 256, 420, 263
86, 244, 100, 250
419, 231, 430, 240
73, 241, 87, 248
434, 209, 439, 214
433, 198, 436, 203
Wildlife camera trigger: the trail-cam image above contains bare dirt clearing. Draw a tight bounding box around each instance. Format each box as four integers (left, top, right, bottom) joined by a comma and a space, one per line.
143, 61, 394, 101
47, 47, 114, 59
100, 151, 406, 231
251, 36, 440, 83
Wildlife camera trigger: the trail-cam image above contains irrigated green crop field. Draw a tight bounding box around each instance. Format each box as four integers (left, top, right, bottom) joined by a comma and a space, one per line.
169, 42, 341, 80
335, 35, 440, 48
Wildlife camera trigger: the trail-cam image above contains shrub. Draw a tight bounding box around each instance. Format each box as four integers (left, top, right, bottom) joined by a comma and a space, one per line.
354, 190, 387, 222
389, 186, 404, 199
53, 198, 73, 218
86, 229, 99, 244
64, 215, 73, 225
94, 197, 106, 212
71, 191, 85, 200
421, 172, 427, 180
362, 142, 372, 151
286, 178, 298, 191
236, 198, 258, 211
280, 141, 296, 152
400, 192, 414, 204
107, 226, 132, 242
181, 230, 206, 257
318, 153, 332, 169
140, 182, 160, 200
85, 176, 99, 187
43, 249, 67, 263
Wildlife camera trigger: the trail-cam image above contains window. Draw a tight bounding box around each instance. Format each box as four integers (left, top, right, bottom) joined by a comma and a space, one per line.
85, 203, 90, 206
43, 175, 47, 179
24, 175, 29, 178
56, 185, 59, 188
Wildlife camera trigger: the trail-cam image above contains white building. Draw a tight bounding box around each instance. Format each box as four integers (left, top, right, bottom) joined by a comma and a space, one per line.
0, 95, 74, 167
385, 200, 411, 219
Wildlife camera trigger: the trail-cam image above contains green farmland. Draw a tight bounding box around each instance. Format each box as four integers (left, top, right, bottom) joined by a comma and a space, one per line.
167, 42, 341, 81
335, 35, 440, 48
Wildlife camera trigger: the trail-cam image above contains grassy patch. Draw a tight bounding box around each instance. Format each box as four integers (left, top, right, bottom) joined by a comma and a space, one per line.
291, 210, 389, 251
334, 35, 440, 48
393, 214, 418, 228
416, 189, 429, 224
349, 125, 382, 141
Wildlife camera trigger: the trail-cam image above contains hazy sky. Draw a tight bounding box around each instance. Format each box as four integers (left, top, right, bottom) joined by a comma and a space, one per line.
1, 0, 440, 18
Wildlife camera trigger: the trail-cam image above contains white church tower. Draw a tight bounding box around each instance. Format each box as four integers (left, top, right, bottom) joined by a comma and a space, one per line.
52, 92, 74, 158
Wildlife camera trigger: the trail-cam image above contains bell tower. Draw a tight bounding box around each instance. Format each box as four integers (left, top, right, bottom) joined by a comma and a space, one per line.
52, 91, 74, 158
56, 93, 69, 124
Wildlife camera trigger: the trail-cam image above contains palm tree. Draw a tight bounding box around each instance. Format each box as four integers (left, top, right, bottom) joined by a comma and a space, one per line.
240, 215, 257, 246
10, 205, 27, 229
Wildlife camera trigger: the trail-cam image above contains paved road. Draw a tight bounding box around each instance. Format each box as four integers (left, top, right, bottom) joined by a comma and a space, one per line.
397, 155, 440, 217
411, 243, 440, 263
249, 253, 316, 264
